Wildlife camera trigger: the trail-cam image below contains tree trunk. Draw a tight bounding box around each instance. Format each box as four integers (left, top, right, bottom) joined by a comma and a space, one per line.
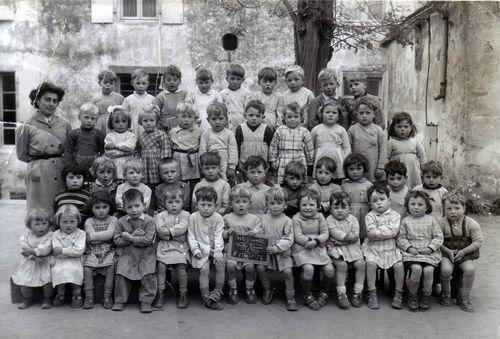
292, 0, 334, 95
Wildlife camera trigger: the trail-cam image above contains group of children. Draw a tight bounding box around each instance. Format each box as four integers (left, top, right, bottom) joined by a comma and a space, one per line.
12, 63, 483, 314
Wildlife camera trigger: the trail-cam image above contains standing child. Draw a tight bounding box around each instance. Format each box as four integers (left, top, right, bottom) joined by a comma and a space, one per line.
311, 101, 351, 182
12, 209, 53, 309
363, 184, 405, 310
281, 161, 308, 219
51, 205, 86, 308
310, 157, 342, 215
412, 160, 448, 219
82, 191, 118, 309
185, 66, 222, 131
104, 106, 137, 181
282, 65, 314, 126
155, 157, 191, 212
256, 187, 299, 311
247, 67, 285, 129
54, 165, 92, 222
223, 187, 262, 305
113, 189, 157, 313
385, 160, 410, 218
341, 154, 373, 241
326, 191, 366, 308
192, 152, 231, 216
187, 187, 226, 310
153, 189, 191, 310
439, 191, 483, 312
199, 102, 238, 182
153, 65, 187, 132
170, 103, 202, 191
345, 73, 385, 129
88, 156, 119, 202
348, 97, 387, 182
236, 155, 271, 216
122, 69, 155, 136
387, 112, 427, 188
292, 189, 334, 310
397, 190, 443, 312
64, 102, 105, 171
92, 70, 124, 134
269, 102, 315, 185
115, 158, 152, 211
220, 63, 252, 131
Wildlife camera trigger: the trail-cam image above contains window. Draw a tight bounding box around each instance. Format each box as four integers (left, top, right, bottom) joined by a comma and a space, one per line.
122, 0, 157, 19
116, 72, 163, 97
343, 76, 382, 97
0, 72, 16, 146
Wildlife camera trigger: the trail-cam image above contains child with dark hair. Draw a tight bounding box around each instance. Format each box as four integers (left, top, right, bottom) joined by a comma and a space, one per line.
89, 156, 118, 202
385, 160, 409, 217
310, 157, 342, 215
122, 69, 155, 136
412, 160, 448, 218
281, 161, 308, 219
54, 164, 92, 222
92, 70, 124, 134
345, 73, 385, 129
221, 63, 252, 131
115, 158, 152, 211
248, 67, 285, 129
155, 157, 191, 212
236, 155, 271, 216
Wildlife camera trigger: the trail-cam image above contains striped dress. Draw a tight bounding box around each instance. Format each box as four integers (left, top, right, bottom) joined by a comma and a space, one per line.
137, 128, 172, 184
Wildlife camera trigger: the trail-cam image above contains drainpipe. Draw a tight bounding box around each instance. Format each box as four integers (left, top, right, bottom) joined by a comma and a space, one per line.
434, 14, 449, 100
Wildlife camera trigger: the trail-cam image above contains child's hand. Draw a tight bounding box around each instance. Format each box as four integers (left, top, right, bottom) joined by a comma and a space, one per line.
21, 248, 35, 257
454, 250, 465, 262
247, 229, 259, 237
375, 169, 386, 181
266, 246, 278, 254
132, 229, 145, 236
214, 256, 226, 268
305, 240, 317, 249
34, 257, 46, 265
271, 162, 279, 170
320, 202, 330, 213
122, 232, 132, 241
194, 252, 202, 259
106, 150, 120, 158
53, 247, 63, 255
226, 228, 235, 236
407, 247, 419, 255
418, 247, 432, 255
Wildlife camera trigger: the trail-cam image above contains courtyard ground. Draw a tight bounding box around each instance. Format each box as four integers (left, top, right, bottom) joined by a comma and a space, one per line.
0, 200, 499, 339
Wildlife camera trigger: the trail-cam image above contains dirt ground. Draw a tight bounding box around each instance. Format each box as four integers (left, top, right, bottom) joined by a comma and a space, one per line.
0, 200, 499, 339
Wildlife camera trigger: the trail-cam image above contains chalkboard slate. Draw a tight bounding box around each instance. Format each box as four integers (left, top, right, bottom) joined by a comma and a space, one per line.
227, 232, 271, 265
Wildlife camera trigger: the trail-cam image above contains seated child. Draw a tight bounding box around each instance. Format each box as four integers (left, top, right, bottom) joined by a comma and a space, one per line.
281, 161, 307, 219
292, 189, 334, 310
309, 157, 342, 215
385, 160, 410, 218
220, 63, 252, 131
363, 184, 405, 310
192, 152, 230, 216
326, 191, 366, 309
397, 190, 443, 312
438, 191, 483, 312
153, 188, 191, 310
112, 189, 157, 313
115, 158, 152, 212
236, 155, 271, 216
155, 157, 191, 212
88, 156, 119, 202
187, 186, 226, 310
223, 186, 262, 305
282, 65, 314, 126
51, 205, 86, 308
122, 69, 155, 136
64, 102, 105, 171
12, 209, 54, 309
256, 187, 299, 311
412, 160, 448, 219
199, 102, 238, 182
82, 191, 118, 309
345, 73, 385, 129
92, 70, 124, 134
54, 165, 92, 222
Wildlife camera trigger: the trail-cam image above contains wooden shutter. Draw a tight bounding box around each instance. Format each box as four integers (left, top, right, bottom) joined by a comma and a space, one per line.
91, 0, 114, 23
160, 0, 183, 24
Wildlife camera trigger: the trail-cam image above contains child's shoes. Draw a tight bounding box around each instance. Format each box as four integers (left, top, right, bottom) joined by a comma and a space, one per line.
152, 289, 165, 310
245, 288, 257, 304
227, 288, 239, 305
286, 296, 299, 311
82, 297, 94, 309
439, 293, 452, 306
204, 290, 224, 311
261, 288, 274, 305
17, 299, 32, 310
304, 295, 320, 311
52, 294, 65, 307
336, 292, 350, 309
140, 302, 153, 313
112, 302, 125, 311
352, 292, 363, 308
41, 298, 52, 309
103, 297, 114, 309
458, 290, 474, 312
367, 290, 379, 309
71, 294, 83, 308
391, 290, 403, 309
317, 292, 329, 308
407, 293, 419, 312
177, 292, 189, 309
419, 294, 430, 311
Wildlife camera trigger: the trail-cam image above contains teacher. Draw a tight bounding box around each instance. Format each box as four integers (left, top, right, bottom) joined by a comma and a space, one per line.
16, 82, 71, 213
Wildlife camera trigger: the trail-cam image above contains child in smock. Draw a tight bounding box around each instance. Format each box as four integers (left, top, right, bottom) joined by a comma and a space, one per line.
153, 65, 187, 132
220, 63, 252, 131
92, 70, 124, 134
412, 160, 448, 219
282, 65, 315, 126
122, 69, 155, 136
309, 157, 342, 215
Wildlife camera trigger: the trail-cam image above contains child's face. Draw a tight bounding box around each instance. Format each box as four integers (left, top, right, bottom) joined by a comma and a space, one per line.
197, 199, 216, 218
285, 174, 303, 190
443, 200, 465, 222
387, 173, 406, 192
124, 168, 143, 186
369, 191, 390, 214
227, 74, 244, 91
141, 114, 157, 133
285, 72, 303, 92
244, 107, 263, 128
322, 105, 340, 126
394, 119, 412, 139
408, 196, 427, 218
422, 172, 441, 189
348, 80, 366, 97
66, 172, 84, 191
231, 197, 251, 216
112, 115, 129, 133
124, 198, 146, 219
346, 163, 364, 181
165, 195, 183, 214
284, 110, 301, 129
164, 75, 181, 93
159, 163, 180, 184
299, 196, 318, 218
99, 79, 115, 95
356, 104, 375, 126
197, 79, 213, 94
319, 78, 338, 97
96, 167, 114, 185
330, 201, 350, 221
92, 202, 110, 219
267, 199, 286, 217
202, 164, 221, 182
132, 76, 149, 95
247, 164, 267, 185
316, 166, 334, 185
79, 112, 97, 129
178, 113, 196, 129
30, 219, 50, 237
208, 114, 226, 133
59, 214, 79, 234
259, 78, 276, 95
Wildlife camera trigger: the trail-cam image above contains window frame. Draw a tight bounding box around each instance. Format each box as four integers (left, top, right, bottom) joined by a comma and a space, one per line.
0, 72, 17, 147
121, 0, 158, 20
111, 67, 165, 98
342, 71, 384, 98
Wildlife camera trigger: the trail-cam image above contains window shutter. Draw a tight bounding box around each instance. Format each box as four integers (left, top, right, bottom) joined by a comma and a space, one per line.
91, 0, 114, 23
160, 0, 183, 24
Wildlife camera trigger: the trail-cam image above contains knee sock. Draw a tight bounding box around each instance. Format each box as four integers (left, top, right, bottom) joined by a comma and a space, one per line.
285, 289, 295, 299
257, 269, 271, 290
301, 279, 313, 297
462, 273, 475, 293
104, 266, 115, 298
406, 278, 420, 295
42, 283, 53, 299
321, 276, 332, 294
227, 278, 237, 289
354, 283, 364, 294
245, 279, 254, 290
177, 266, 188, 294
336, 286, 346, 294
20, 286, 34, 299
440, 276, 451, 296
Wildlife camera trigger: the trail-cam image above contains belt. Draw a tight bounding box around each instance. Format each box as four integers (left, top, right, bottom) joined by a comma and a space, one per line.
31, 154, 63, 160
